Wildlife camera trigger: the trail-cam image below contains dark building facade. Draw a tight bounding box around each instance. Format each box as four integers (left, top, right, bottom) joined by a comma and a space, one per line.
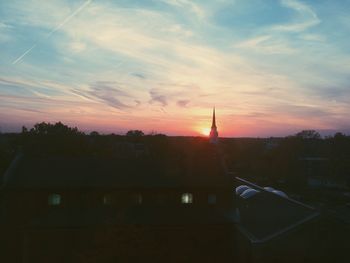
0, 135, 324, 262
1, 140, 239, 262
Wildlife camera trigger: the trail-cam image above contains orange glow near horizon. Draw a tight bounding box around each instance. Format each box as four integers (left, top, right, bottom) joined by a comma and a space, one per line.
2, 1, 349, 138
200, 127, 211, 136
3, 107, 335, 137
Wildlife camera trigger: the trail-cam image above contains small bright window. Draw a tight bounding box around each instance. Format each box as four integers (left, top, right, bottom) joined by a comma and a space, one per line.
48, 194, 61, 206
103, 194, 113, 205
181, 193, 193, 204
208, 194, 217, 205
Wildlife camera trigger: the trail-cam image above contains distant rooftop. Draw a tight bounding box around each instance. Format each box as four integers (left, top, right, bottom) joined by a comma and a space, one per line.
3, 139, 231, 189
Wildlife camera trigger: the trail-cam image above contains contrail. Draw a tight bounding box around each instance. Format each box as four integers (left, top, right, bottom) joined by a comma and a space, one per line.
12, 0, 92, 65
46, 0, 92, 38
12, 44, 37, 65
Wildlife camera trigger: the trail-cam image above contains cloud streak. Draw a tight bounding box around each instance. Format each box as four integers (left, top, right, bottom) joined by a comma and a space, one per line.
87, 82, 137, 110
1, 0, 350, 135
149, 89, 168, 107
273, 0, 320, 32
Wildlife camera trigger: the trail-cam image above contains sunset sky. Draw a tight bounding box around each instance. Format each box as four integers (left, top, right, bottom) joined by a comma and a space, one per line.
1, 0, 350, 137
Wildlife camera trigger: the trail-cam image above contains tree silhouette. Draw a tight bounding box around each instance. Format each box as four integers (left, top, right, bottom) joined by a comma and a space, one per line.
20, 122, 86, 156
295, 130, 321, 139
89, 131, 100, 136
22, 122, 83, 136
126, 130, 144, 137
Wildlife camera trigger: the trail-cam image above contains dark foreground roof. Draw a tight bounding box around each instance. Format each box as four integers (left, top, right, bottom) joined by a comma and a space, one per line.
28, 206, 239, 228
3, 149, 231, 189
236, 177, 320, 244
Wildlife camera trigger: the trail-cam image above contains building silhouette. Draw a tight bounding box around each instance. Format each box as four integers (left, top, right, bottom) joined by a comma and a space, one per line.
0, 138, 239, 262
209, 107, 219, 144
0, 118, 324, 262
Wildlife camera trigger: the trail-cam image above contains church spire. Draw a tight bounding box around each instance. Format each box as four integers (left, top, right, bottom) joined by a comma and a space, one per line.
211, 107, 216, 129
209, 107, 218, 144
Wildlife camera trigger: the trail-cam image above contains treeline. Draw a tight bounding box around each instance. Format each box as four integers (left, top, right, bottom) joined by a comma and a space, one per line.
18, 122, 168, 155
0, 122, 167, 182
1, 122, 350, 191
223, 130, 350, 192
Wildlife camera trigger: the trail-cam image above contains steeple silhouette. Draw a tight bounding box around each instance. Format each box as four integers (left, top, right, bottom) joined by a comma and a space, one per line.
211, 107, 216, 129
209, 107, 218, 144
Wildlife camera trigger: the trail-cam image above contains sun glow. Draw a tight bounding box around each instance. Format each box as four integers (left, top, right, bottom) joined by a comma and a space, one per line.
200, 127, 211, 136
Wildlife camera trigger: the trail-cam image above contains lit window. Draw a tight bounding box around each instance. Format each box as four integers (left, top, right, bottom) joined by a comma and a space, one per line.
103, 194, 113, 205
48, 194, 61, 206
208, 194, 217, 204
181, 193, 193, 204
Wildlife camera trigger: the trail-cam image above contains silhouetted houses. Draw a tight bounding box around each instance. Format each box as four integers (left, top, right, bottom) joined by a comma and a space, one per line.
299, 157, 330, 178
1, 140, 239, 262
0, 136, 325, 262
298, 157, 350, 190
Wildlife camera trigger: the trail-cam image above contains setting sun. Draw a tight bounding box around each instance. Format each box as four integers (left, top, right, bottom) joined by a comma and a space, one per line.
201, 127, 211, 137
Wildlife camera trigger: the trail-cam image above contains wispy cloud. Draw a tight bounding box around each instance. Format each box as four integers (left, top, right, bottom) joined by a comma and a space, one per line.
0, 22, 13, 42
12, 0, 92, 64
0, 22, 12, 29
1, 0, 350, 135
235, 35, 296, 54
149, 89, 168, 107
131, 73, 146, 79
161, 0, 205, 18
299, 34, 325, 42
177, 99, 190, 107
273, 0, 320, 32
87, 81, 137, 110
